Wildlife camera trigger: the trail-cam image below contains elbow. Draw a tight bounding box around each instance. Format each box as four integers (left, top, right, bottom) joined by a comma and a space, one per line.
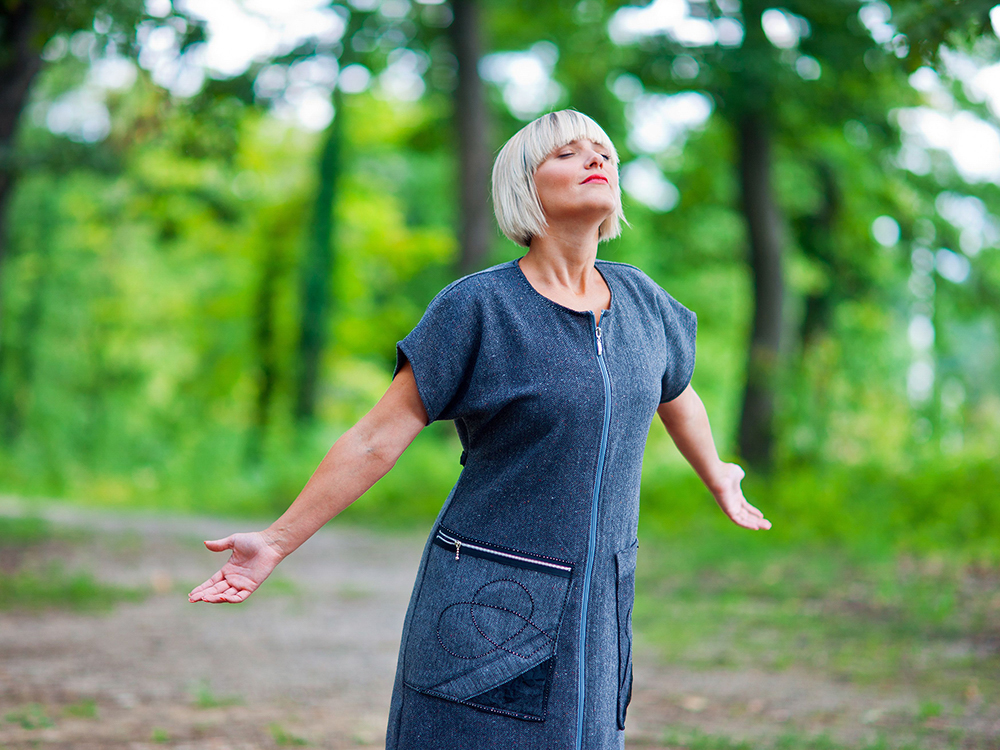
354, 427, 403, 479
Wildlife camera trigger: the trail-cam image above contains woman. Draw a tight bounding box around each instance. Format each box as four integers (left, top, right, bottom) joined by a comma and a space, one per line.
189, 110, 770, 749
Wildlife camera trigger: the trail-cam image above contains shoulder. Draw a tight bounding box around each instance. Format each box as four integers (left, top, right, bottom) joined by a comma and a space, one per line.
415, 261, 518, 331
598, 260, 696, 334
428, 260, 518, 306
596, 259, 676, 305
596, 259, 662, 292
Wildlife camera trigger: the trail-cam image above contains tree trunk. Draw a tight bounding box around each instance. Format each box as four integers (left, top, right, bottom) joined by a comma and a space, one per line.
798, 160, 839, 349
735, 112, 785, 471
449, 0, 492, 276
0, 2, 43, 370
0, 189, 55, 444
293, 90, 342, 423
247, 243, 280, 462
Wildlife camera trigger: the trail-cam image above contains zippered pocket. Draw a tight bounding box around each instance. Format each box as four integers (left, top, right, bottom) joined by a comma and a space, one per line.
615, 540, 639, 730
403, 525, 575, 721
433, 529, 573, 577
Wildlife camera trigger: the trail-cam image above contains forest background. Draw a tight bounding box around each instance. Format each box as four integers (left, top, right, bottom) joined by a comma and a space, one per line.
2, 0, 1000, 744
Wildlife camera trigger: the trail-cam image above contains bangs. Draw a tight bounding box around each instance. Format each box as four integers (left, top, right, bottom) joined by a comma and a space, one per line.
521, 111, 620, 175
491, 109, 627, 248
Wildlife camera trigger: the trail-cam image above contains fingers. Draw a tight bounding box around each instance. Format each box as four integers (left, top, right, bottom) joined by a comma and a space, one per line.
188, 570, 225, 599
188, 581, 253, 604
189, 573, 255, 604
203, 536, 235, 552
737, 502, 771, 530
192, 584, 251, 604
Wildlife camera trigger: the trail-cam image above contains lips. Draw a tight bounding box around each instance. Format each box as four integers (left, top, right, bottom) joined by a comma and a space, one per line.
582, 174, 609, 184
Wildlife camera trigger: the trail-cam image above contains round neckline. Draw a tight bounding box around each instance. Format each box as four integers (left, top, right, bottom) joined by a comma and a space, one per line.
511, 257, 614, 321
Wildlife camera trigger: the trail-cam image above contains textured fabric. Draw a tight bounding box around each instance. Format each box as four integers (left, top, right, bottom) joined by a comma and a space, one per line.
386, 257, 697, 750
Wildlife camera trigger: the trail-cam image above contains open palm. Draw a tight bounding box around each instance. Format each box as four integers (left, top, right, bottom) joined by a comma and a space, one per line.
188, 532, 284, 603
712, 463, 771, 530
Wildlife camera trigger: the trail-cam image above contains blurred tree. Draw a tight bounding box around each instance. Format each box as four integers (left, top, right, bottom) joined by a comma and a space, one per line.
450, 0, 492, 275
294, 88, 343, 424
0, 0, 147, 350
610, 0, 999, 470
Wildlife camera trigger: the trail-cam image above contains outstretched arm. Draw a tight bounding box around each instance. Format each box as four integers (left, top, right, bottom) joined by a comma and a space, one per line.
189, 361, 429, 603
657, 384, 771, 531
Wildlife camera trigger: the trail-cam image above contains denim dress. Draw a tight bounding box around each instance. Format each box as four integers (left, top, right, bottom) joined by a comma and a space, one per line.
385, 258, 697, 750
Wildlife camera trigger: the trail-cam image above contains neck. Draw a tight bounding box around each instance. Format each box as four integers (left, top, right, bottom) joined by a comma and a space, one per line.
522, 222, 601, 293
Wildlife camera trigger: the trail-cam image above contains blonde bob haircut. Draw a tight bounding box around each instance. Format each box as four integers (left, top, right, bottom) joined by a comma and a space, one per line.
491, 109, 627, 248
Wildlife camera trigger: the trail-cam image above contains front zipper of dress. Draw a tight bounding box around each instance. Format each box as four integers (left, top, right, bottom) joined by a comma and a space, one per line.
576, 314, 612, 750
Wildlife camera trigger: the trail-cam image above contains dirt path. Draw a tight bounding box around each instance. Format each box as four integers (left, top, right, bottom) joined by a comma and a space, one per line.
0, 501, 963, 749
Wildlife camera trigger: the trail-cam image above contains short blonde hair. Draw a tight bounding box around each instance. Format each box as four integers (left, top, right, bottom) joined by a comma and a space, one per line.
491, 110, 627, 247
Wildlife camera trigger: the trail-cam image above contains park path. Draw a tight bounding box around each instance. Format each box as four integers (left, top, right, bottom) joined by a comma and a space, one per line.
0, 500, 937, 749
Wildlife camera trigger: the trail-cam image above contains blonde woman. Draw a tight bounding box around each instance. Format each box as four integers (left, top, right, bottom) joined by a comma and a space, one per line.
190, 110, 770, 749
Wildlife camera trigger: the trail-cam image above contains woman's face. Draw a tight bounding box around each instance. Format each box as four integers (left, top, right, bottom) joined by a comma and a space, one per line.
533, 138, 617, 231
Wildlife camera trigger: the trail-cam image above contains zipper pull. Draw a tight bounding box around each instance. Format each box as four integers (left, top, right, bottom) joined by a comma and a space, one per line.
595, 325, 603, 356
454, 540, 461, 561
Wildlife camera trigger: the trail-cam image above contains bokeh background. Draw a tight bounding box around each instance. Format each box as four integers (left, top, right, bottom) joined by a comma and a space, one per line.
1, 1, 999, 748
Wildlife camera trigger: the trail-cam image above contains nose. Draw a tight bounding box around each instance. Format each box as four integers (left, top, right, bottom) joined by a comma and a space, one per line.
584, 148, 604, 169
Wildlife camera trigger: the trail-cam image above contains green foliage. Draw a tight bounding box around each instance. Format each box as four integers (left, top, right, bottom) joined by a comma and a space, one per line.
62, 699, 98, 719
269, 723, 309, 746
0, 564, 144, 611
0, 514, 49, 546
640, 457, 1000, 557
0, 514, 143, 611
150, 727, 170, 743
190, 679, 244, 709
0, 0, 998, 569
4, 705, 53, 730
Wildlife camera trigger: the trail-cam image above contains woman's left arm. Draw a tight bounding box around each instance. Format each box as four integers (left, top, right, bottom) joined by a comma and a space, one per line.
657, 385, 771, 531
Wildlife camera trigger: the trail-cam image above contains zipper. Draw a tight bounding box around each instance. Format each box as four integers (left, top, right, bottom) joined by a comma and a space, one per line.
576, 314, 612, 750
433, 528, 574, 578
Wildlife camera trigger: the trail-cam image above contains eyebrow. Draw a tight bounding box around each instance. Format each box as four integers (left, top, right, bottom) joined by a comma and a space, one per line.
558, 139, 610, 152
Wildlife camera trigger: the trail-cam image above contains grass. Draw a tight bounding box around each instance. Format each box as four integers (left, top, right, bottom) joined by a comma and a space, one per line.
658, 727, 903, 749
4, 705, 54, 730
632, 524, 1000, 742
269, 723, 309, 746
0, 565, 145, 612
0, 515, 145, 612
0, 515, 50, 547
151, 727, 170, 742
190, 679, 244, 709
62, 699, 98, 719
656, 725, 1000, 750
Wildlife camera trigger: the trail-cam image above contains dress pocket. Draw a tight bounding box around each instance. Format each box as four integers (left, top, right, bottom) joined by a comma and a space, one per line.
402, 525, 574, 721
615, 540, 639, 730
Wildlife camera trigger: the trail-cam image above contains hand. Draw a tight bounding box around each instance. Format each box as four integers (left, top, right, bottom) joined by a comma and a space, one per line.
711, 463, 771, 531
188, 531, 284, 603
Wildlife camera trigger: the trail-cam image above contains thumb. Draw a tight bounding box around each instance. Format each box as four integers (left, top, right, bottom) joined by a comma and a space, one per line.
204, 535, 235, 552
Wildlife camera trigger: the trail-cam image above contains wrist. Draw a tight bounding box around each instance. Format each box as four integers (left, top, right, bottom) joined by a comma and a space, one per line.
702, 460, 732, 496
260, 527, 292, 560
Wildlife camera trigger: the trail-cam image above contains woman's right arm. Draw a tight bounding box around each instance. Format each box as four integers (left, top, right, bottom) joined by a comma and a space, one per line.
188, 360, 428, 604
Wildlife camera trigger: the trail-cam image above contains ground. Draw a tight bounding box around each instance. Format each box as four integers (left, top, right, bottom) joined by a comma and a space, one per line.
0, 500, 996, 749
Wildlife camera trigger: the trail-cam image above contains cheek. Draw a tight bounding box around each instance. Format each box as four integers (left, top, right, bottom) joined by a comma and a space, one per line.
533, 168, 571, 206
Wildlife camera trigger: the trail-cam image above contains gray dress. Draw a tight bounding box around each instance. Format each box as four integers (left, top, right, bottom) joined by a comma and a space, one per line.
385, 258, 697, 750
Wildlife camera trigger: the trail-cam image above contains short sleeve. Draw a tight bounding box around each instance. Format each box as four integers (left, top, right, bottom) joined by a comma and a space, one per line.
393, 284, 482, 423
656, 286, 697, 403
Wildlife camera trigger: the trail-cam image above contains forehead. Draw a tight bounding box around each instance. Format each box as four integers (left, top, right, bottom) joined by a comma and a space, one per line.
552, 138, 610, 152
